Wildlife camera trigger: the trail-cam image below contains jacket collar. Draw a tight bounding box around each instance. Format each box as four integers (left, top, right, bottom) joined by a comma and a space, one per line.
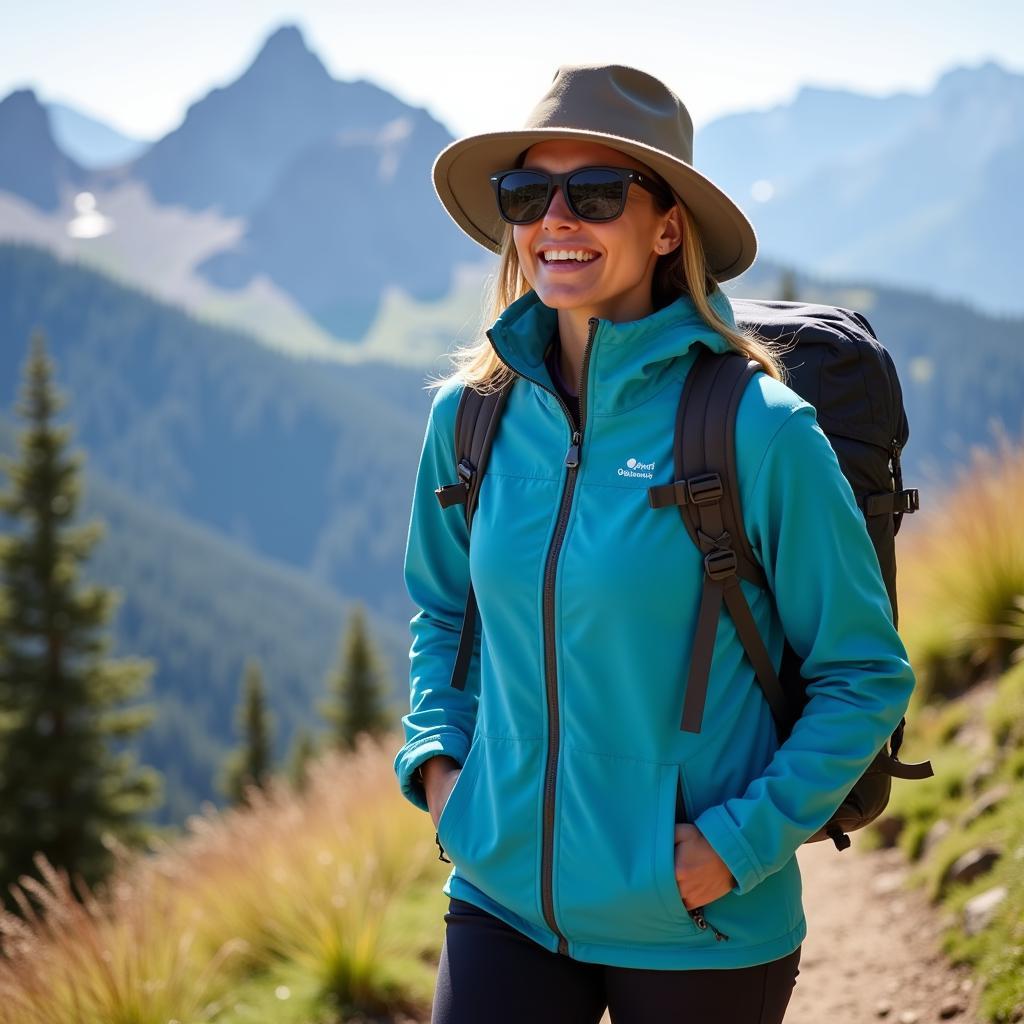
485, 287, 737, 419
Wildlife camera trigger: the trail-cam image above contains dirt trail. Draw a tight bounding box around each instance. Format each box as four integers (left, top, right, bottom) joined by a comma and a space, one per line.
596, 838, 982, 1024
784, 838, 981, 1023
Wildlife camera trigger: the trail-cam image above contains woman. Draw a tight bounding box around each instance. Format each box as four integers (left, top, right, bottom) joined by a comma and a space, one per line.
393, 64, 916, 1023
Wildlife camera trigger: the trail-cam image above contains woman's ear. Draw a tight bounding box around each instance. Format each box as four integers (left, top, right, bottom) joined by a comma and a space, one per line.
656, 206, 684, 256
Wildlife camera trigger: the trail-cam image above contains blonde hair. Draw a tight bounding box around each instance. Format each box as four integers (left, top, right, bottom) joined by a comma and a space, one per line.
425, 177, 788, 395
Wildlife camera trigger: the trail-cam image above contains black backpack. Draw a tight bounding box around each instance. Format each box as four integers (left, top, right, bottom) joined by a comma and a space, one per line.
434, 297, 934, 852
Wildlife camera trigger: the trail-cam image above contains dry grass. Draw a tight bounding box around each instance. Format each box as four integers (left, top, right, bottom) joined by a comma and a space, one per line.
0, 732, 432, 1024
896, 435, 1024, 702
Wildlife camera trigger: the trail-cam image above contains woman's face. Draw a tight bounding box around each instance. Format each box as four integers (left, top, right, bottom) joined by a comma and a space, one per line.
511, 139, 682, 322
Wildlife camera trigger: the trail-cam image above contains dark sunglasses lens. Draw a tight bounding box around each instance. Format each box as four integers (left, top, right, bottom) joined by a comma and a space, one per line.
567, 169, 626, 220
497, 171, 551, 222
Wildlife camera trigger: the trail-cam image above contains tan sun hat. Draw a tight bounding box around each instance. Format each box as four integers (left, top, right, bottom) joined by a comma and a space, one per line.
432, 62, 758, 281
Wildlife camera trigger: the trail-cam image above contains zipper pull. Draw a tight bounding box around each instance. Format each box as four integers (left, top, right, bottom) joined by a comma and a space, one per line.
435, 831, 451, 863
689, 906, 730, 941
565, 430, 582, 469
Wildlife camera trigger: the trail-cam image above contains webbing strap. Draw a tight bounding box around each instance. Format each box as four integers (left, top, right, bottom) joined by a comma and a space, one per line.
446, 380, 514, 690
680, 575, 725, 733
862, 489, 920, 517
450, 582, 479, 691
721, 578, 791, 734
674, 347, 790, 737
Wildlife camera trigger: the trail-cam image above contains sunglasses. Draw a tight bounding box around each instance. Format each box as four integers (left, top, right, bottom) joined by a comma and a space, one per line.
490, 165, 675, 225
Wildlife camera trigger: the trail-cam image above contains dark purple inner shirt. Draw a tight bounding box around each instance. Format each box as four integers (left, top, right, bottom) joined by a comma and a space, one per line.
544, 331, 580, 430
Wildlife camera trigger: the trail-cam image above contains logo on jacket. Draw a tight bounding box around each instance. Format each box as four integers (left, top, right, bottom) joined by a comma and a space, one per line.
618, 457, 655, 480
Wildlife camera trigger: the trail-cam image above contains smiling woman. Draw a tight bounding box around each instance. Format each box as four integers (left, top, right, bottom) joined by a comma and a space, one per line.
393, 62, 917, 1024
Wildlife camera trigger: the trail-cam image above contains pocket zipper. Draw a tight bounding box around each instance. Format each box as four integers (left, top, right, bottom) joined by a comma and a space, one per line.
689, 905, 730, 942
676, 771, 731, 942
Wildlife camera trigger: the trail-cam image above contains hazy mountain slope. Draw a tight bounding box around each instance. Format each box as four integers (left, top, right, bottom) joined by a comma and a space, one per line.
46, 101, 151, 169
698, 60, 1024, 317
0, 89, 88, 211
0, 409, 411, 824
0, 242, 435, 624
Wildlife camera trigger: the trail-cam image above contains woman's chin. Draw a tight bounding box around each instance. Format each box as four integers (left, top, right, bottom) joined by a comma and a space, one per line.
532, 280, 598, 309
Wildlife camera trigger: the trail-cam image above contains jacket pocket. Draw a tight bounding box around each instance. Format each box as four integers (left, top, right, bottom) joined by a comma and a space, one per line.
557, 748, 698, 945
437, 733, 547, 932
435, 738, 482, 858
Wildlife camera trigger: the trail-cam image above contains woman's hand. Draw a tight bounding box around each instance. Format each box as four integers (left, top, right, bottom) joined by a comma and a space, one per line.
423, 756, 462, 831
673, 823, 737, 908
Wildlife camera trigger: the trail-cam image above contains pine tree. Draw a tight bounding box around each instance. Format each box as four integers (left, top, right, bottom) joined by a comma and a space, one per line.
0, 328, 162, 906
779, 267, 800, 302
221, 658, 274, 805
319, 602, 391, 751
287, 725, 318, 791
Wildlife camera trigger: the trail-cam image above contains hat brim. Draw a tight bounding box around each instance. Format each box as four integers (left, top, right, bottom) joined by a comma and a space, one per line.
432, 127, 757, 281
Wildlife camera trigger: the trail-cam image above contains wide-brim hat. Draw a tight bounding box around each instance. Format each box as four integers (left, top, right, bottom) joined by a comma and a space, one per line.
432, 63, 757, 281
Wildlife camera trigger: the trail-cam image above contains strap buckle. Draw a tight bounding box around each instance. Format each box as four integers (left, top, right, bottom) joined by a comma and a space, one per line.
704, 547, 737, 580
687, 473, 723, 505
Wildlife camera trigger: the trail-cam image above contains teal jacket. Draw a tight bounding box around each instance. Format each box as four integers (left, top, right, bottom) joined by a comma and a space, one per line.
394, 286, 915, 969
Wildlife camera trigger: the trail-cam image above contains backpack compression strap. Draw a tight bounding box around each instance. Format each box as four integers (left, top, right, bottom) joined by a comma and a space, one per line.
649, 347, 796, 739
433, 381, 514, 690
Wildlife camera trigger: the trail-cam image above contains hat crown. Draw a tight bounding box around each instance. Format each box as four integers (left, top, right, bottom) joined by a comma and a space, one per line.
523, 64, 695, 166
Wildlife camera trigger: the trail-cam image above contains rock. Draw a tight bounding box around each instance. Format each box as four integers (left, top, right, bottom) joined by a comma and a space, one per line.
964, 885, 1008, 935
873, 813, 905, 848
939, 997, 964, 1019
872, 868, 908, 895
875, 999, 893, 1017
940, 845, 1002, 895
922, 818, 952, 855
965, 758, 996, 793
960, 783, 1011, 828
897, 1010, 920, 1024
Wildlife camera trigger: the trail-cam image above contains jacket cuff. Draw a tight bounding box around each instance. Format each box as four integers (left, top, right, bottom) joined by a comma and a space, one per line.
693, 804, 766, 896
394, 732, 471, 813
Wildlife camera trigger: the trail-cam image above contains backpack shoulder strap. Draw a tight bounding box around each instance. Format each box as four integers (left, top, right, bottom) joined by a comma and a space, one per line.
433, 379, 515, 690
649, 345, 796, 739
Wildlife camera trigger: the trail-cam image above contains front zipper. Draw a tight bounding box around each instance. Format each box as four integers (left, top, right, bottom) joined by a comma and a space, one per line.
486, 315, 598, 956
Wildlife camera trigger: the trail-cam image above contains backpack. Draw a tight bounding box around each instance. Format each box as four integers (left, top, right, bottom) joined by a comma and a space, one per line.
433, 297, 934, 853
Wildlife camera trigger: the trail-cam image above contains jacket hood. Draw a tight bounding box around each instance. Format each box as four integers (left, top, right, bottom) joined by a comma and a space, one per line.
485, 287, 737, 418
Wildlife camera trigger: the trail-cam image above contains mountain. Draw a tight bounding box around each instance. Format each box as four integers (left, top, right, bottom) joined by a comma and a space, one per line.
5, 29, 1019, 350
195, 104, 470, 338
3, 240, 1024, 822
0, 242, 434, 626
696, 59, 1024, 318
0, 89, 88, 211
0, 24, 484, 352
0, 408, 410, 825
46, 101, 151, 169
124, 24, 445, 218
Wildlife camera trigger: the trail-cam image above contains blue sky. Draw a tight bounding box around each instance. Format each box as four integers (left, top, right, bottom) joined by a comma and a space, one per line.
4, 0, 1022, 140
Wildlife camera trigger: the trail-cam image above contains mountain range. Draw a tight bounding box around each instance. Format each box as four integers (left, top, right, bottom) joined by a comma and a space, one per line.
1, 26, 1022, 825
0, 25, 1019, 357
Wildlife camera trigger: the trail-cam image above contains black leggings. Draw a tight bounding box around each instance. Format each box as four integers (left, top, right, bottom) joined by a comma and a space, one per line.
433, 897, 802, 1024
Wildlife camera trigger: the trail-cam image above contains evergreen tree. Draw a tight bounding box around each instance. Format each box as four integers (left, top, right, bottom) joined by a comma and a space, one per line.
779, 267, 800, 302
0, 328, 162, 906
221, 658, 274, 805
319, 602, 391, 751
287, 725, 318, 792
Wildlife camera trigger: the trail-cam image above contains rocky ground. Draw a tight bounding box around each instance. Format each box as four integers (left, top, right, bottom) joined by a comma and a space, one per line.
594, 837, 982, 1024
769, 839, 978, 1023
